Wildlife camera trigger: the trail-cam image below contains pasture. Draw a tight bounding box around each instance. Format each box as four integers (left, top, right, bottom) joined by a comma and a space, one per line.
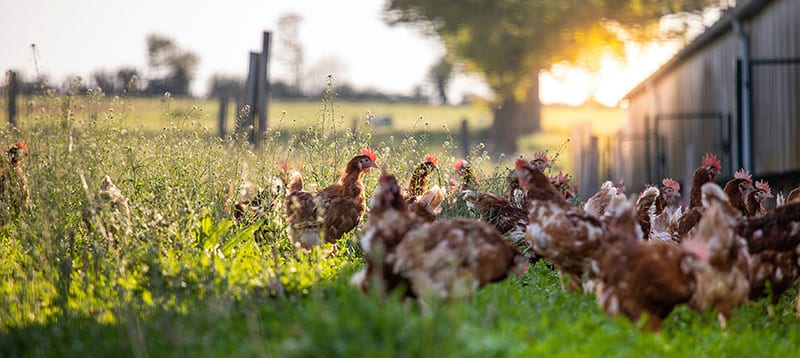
1, 90, 798, 356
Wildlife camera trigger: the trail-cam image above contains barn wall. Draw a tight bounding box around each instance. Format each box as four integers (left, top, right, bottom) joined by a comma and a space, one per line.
617, 0, 800, 194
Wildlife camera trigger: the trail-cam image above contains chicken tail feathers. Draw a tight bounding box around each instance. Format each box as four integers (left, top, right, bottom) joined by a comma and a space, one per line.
288, 171, 304, 194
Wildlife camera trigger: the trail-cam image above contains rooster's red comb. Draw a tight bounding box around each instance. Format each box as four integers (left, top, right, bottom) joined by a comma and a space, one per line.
755, 180, 771, 194
734, 169, 752, 182
423, 153, 438, 166
662, 178, 680, 191
360, 147, 377, 162
702, 153, 721, 170
533, 151, 548, 163
454, 159, 468, 171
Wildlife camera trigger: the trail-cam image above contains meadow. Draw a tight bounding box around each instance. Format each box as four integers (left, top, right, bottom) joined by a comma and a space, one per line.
1, 88, 798, 357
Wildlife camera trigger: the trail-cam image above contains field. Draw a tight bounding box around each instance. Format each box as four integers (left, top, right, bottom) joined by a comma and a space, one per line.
1, 90, 799, 356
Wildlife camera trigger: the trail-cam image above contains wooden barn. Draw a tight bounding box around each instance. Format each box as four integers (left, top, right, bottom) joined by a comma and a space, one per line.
615, 0, 800, 196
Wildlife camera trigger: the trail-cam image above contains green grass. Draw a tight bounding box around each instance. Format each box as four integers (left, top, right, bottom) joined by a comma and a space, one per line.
1, 88, 798, 356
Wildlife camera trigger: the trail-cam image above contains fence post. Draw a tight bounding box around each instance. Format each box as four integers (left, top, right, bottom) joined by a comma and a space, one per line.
6, 71, 18, 128
241, 52, 259, 143
255, 31, 271, 148
460, 119, 470, 158
218, 96, 228, 138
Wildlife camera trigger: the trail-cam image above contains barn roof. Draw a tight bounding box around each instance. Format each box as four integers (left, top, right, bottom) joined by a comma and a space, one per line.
623, 0, 773, 100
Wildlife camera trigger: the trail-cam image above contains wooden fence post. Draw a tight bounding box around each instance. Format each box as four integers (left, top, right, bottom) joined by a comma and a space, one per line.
241, 52, 260, 143
218, 96, 228, 138
6, 71, 18, 128
255, 31, 271, 148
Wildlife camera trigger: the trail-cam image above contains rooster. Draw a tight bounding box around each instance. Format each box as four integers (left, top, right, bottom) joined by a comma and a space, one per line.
744, 180, 772, 217
284, 148, 377, 249
0, 140, 29, 225
406, 154, 445, 222
83, 175, 132, 240
738, 200, 800, 303
671, 153, 722, 240
682, 183, 750, 329
517, 159, 605, 291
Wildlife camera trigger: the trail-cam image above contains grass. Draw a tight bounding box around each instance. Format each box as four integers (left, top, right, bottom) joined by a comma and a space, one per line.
1, 86, 798, 356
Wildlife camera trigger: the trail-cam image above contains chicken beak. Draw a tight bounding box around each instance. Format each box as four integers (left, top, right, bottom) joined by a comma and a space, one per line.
361, 161, 378, 173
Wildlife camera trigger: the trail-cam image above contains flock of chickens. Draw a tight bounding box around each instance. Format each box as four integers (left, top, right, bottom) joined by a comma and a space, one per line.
4, 138, 800, 331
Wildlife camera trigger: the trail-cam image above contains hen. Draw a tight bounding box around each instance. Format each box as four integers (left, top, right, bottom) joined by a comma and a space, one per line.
682, 183, 750, 329
517, 159, 605, 291
507, 151, 550, 206
452, 159, 479, 192
227, 168, 287, 225
744, 180, 772, 217
351, 171, 424, 294
353, 170, 528, 301
406, 154, 445, 222
461, 189, 534, 261
0, 140, 29, 225
722, 169, 754, 216
671, 153, 722, 240
284, 148, 377, 249
738, 200, 800, 302
584, 180, 626, 221
636, 178, 681, 241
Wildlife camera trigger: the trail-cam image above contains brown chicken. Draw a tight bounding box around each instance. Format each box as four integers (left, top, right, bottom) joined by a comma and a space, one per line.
786, 185, 800, 204
722, 169, 753, 216
671, 153, 722, 240
461, 189, 535, 261
682, 183, 750, 329
517, 159, 605, 291
738, 201, 800, 302
284, 148, 377, 249
636, 178, 681, 241
744, 180, 772, 217
595, 238, 698, 331
406, 154, 445, 222
507, 151, 550, 206
0, 140, 29, 225
452, 159, 479, 192
584, 180, 626, 221
351, 171, 424, 294
353, 170, 528, 301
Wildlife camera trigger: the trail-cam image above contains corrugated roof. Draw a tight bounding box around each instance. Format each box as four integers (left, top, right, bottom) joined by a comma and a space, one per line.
623, 0, 773, 99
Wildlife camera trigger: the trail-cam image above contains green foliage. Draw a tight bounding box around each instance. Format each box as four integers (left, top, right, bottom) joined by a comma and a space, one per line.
1, 83, 799, 356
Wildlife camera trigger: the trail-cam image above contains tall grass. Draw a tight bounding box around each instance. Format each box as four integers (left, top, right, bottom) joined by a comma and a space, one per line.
1, 82, 799, 356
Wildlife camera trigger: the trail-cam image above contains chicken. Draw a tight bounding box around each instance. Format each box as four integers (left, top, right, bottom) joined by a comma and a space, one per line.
786, 185, 800, 204
284, 148, 377, 249
0, 140, 29, 225
517, 159, 605, 291
506, 151, 550, 206
583, 181, 625, 220
392, 217, 528, 301
636, 178, 681, 241
595, 238, 698, 331
452, 159, 479, 192
83, 175, 132, 240
353, 170, 528, 301
550, 171, 578, 203
351, 171, 424, 294
682, 183, 750, 329
738, 201, 800, 302
461, 189, 535, 261
744, 180, 772, 217
722, 169, 753, 216
406, 154, 444, 222
671, 153, 722, 240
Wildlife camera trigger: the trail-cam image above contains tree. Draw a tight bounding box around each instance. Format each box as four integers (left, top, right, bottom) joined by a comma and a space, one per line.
428, 55, 453, 104
145, 34, 199, 96
385, 0, 715, 153
276, 13, 305, 96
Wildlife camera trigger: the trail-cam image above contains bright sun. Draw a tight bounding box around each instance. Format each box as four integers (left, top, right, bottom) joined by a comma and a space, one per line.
540, 41, 681, 107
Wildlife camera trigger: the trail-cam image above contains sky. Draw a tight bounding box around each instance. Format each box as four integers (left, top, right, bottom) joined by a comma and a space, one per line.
0, 0, 714, 106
